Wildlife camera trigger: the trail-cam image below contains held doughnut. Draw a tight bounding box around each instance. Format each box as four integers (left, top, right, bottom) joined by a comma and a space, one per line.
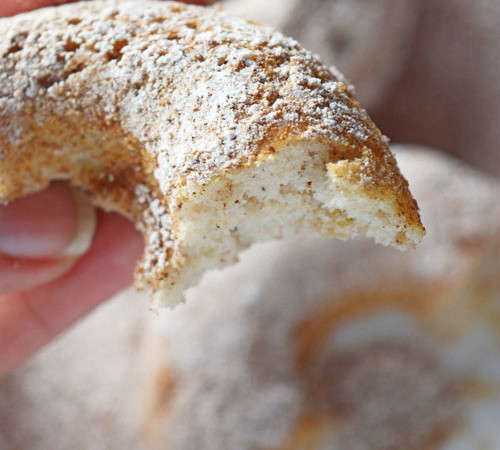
0, 0, 424, 307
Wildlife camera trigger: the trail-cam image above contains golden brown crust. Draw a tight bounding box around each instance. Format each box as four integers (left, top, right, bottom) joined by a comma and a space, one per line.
0, 0, 424, 302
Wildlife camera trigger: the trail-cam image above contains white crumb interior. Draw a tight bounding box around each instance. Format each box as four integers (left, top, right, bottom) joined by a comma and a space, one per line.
152, 141, 404, 308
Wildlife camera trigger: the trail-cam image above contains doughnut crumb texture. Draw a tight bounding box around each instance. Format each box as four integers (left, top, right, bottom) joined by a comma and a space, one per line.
0, 0, 424, 307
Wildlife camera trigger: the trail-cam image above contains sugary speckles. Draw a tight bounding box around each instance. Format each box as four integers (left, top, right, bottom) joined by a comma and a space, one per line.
0, 0, 383, 196
0, 0, 422, 297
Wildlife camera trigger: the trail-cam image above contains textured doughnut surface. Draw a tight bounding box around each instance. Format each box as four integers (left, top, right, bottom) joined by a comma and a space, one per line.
0, 0, 423, 306
0, 148, 498, 449
222, 0, 418, 109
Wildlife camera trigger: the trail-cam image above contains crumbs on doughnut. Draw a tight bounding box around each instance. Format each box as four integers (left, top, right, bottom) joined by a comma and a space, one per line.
0, 0, 424, 308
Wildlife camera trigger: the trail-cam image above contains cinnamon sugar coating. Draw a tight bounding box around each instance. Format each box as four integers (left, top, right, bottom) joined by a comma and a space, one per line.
0, 0, 424, 303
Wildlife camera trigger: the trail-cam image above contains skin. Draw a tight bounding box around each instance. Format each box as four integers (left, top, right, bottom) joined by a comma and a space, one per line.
0, 0, 213, 377
0, 0, 213, 16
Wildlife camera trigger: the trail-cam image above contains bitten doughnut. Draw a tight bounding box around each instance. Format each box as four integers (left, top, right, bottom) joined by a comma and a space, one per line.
0, 0, 423, 307
0, 147, 498, 449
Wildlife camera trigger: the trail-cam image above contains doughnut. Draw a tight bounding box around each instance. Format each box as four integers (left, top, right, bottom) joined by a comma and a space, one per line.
221, 0, 418, 109
0, 289, 149, 450
0, 0, 424, 308
374, 0, 500, 176
141, 147, 500, 449
0, 147, 498, 448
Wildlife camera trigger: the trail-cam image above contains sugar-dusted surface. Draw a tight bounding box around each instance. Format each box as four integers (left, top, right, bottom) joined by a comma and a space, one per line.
222, 0, 418, 109
1, 0, 398, 192
0, 0, 423, 303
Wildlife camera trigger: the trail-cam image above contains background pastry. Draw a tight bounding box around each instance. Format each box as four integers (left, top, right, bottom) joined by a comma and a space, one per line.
1, 146, 497, 449
0, 290, 149, 450
374, 0, 500, 176
142, 146, 500, 449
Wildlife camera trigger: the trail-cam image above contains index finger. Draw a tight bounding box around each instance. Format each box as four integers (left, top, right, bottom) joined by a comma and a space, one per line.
0, 0, 215, 17
0, 0, 76, 17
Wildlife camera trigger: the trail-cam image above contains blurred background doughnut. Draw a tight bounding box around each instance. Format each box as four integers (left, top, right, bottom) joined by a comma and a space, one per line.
2, 146, 497, 449
141, 146, 500, 450
0, 290, 149, 450
373, 0, 500, 175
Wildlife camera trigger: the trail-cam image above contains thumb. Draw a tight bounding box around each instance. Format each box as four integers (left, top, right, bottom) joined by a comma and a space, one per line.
0, 183, 96, 294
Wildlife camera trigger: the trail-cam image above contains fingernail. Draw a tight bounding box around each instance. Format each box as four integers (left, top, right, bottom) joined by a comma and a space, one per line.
0, 183, 96, 260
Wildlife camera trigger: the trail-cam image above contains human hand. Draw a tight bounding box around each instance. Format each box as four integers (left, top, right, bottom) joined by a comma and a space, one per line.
0, 0, 214, 16
0, 0, 214, 377
0, 183, 143, 376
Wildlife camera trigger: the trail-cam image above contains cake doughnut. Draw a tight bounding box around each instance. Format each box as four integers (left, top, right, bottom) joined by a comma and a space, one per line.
0, 289, 150, 450
373, 0, 500, 176
140, 146, 500, 449
221, 0, 418, 109
0, 0, 423, 307
0, 147, 498, 449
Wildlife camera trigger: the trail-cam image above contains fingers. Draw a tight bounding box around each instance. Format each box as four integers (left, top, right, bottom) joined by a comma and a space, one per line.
0, 183, 96, 294
0, 210, 143, 376
0, 0, 215, 17
182, 0, 216, 4
0, 0, 76, 16
0, 183, 84, 258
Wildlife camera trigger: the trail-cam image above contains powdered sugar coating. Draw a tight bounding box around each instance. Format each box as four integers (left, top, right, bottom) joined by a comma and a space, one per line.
1, 0, 402, 195
222, 0, 418, 109
0, 0, 423, 301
